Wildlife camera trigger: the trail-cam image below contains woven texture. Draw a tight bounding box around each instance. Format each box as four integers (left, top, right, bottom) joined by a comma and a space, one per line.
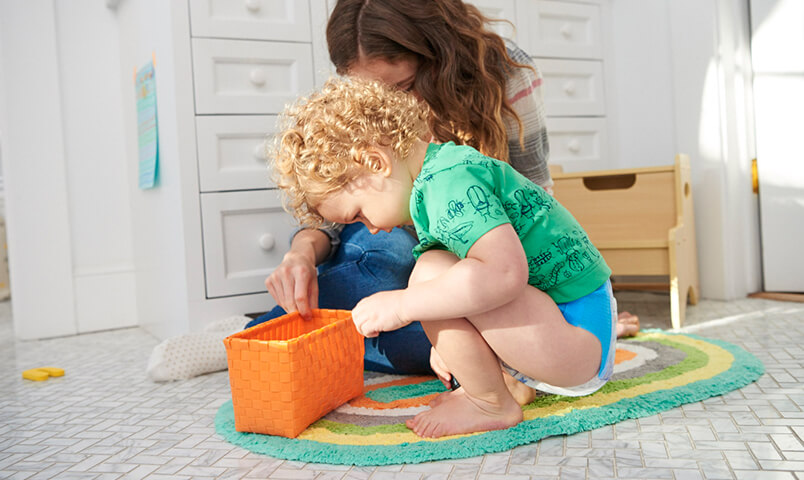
216, 331, 764, 465
223, 309, 364, 438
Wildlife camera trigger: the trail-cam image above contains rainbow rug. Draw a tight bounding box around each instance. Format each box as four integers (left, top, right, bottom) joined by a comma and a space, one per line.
215, 331, 764, 465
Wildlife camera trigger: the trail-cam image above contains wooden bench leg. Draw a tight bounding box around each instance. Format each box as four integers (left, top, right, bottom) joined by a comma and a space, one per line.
670, 279, 684, 330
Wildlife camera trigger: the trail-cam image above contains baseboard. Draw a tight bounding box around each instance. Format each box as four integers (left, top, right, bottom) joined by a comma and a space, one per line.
748, 291, 804, 303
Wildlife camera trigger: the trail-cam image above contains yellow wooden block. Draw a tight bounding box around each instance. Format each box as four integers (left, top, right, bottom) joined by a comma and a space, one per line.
22, 367, 65, 381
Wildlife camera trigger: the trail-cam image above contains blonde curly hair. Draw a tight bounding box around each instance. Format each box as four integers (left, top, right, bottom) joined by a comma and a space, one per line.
270, 76, 430, 227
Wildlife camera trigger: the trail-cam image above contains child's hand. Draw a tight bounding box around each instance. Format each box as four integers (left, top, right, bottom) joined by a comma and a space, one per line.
429, 347, 452, 390
351, 290, 409, 337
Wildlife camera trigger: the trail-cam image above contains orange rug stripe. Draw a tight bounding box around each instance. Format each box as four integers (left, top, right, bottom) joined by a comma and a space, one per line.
614, 348, 637, 364
349, 376, 438, 409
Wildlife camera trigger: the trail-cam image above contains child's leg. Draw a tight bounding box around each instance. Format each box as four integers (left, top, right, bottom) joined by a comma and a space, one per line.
408, 314, 524, 438
406, 250, 602, 438
403, 251, 520, 437
428, 343, 536, 408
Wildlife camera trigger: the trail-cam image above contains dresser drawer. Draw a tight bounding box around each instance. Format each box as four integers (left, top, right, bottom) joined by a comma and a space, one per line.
192, 38, 314, 115
201, 190, 296, 298
196, 115, 279, 192
189, 0, 311, 42
546, 117, 608, 171
517, 0, 602, 60
465, 0, 516, 40
538, 58, 605, 116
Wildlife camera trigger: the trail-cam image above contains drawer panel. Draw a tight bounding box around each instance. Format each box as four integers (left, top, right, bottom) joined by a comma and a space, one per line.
538, 58, 605, 116
196, 115, 279, 192
201, 190, 296, 298
192, 38, 314, 114
546, 117, 608, 171
517, 0, 602, 60
465, 0, 516, 40
189, 0, 311, 42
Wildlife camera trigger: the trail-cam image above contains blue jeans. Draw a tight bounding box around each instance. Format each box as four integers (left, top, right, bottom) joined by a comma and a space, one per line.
246, 223, 433, 374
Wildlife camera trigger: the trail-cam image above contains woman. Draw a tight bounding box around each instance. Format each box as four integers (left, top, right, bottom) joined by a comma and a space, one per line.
255, 0, 639, 376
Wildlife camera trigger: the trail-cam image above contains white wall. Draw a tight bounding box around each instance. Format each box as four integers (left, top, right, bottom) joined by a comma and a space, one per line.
115, 0, 198, 340
608, 0, 762, 300
608, 1, 677, 170
0, 0, 137, 339
55, 1, 139, 333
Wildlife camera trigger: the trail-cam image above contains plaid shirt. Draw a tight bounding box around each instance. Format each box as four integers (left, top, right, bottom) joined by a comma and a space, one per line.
504, 39, 552, 190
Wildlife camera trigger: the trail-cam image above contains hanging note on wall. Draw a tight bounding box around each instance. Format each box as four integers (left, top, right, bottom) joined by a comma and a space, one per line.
135, 61, 159, 189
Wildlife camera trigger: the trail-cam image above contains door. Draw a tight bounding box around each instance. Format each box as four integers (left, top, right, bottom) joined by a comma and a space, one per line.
750, 0, 804, 292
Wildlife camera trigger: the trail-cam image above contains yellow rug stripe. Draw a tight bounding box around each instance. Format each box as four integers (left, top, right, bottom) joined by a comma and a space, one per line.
522, 333, 733, 421
298, 333, 733, 445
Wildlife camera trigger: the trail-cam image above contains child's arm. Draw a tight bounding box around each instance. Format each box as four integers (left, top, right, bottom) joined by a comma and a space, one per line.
351, 223, 528, 337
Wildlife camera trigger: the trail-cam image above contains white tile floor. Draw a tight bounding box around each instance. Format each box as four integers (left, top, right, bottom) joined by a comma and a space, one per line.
1, 294, 803, 480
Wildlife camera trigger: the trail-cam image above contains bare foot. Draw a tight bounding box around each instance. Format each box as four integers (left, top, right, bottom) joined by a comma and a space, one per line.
433, 372, 537, 408
406, 389, 523, 438
502, 372, 538, 406
616, 311, 640, 338
429, 386, 463, 408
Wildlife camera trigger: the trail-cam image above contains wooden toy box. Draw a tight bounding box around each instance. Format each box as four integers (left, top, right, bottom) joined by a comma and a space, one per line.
223, 309, 364, 438
552, 154, 699, 329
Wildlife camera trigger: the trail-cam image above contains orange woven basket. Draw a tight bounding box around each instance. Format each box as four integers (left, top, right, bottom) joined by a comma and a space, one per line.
223, 309, 364, 438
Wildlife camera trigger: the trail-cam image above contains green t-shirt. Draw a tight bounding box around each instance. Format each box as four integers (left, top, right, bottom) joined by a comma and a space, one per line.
410, 142, 611, 304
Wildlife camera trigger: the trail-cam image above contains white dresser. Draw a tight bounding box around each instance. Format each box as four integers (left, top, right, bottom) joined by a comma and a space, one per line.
471, 0, 611, 172
189, 2, 315, 300
119, 0, 333, 338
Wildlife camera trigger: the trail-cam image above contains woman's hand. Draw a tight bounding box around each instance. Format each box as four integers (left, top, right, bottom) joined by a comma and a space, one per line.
264, 229, 332, 319
265, 250, 319, 320
351, 290, 410, 337
429, 347, 452, 390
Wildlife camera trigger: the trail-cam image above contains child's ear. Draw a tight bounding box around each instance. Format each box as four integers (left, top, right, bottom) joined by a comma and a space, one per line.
364, 148, 394, 176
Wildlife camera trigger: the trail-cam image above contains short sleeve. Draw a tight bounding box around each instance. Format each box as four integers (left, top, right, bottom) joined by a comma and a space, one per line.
415, 163, 511, 259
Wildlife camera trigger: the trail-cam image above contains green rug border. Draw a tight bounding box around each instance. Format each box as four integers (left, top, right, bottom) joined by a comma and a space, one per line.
214, 333, 765, 466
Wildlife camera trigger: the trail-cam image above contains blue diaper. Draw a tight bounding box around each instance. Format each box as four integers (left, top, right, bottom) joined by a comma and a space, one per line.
502, 279, 617, 397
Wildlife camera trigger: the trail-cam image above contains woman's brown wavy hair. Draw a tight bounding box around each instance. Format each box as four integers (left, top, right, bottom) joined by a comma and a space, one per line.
327, 0, 529, 163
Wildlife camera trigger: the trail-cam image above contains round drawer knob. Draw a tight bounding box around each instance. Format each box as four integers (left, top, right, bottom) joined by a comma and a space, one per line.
563, 81, 576, 96
259, 233, 276, 251
560, 24, 573, 39
250, 69, 267, 87
567, 139, 581, 153
244, 0, 260, 13
253, 143, 266, 161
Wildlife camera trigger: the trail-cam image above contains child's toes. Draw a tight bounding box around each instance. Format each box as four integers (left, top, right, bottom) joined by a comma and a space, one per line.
408, 411, 434, 437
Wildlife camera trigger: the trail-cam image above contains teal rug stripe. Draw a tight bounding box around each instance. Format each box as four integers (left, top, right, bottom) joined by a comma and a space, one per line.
215, 333, 764, 466
365, 379, 445, 402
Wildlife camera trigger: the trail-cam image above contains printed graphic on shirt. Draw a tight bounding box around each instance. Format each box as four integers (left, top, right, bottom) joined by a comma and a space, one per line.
526, 229, 601, 291
412, 142, 610, 301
